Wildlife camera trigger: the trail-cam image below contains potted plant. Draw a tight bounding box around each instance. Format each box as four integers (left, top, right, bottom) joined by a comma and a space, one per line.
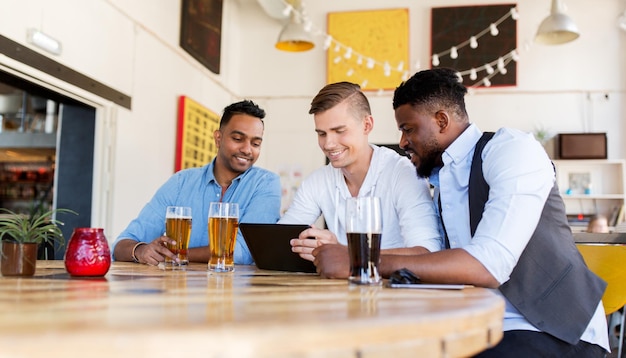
0, 207, 75, 276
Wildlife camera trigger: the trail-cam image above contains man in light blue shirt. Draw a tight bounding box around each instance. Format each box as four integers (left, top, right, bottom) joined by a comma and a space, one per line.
113, 100, 281, 265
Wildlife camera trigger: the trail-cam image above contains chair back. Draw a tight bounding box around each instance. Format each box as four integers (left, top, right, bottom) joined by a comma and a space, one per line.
576, 243, 626, 315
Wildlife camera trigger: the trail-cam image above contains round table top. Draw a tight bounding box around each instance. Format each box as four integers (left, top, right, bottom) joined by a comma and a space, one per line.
0, 261, 504, 357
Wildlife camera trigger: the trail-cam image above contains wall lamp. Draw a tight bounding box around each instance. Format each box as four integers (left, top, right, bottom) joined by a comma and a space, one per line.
275, 0, 314, 52
535, 0, 580, 45
26, 29, 62, 55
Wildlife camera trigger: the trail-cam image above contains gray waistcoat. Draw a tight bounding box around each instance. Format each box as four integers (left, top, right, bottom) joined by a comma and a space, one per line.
469, 132, 606, 345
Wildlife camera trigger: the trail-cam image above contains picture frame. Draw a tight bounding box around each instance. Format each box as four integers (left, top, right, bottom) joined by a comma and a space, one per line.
175, 96, 220, 171
431, 4, 517, 87
180, 0, 223, 74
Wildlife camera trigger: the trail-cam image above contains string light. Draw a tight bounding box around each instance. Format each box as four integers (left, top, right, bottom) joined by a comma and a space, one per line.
450, 46, 458, 59
489, 23, 499, 36
432, 54, 440, 66
470, 36, 478, 49
279, 1, 520, 91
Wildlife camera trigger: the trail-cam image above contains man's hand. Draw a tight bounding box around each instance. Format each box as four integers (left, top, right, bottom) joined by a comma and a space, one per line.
134, 236, 178, 265
290, 226, 338, 261
312, 244, 350, 279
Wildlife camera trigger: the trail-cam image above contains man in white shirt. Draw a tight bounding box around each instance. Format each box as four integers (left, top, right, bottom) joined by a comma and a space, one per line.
312, 69, 609, 357
282, 81, 442, 260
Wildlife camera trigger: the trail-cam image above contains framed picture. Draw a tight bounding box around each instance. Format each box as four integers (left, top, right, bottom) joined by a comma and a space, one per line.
180, 0, 223, 74
568, 172, 591, 195
175, 96, 220, 171
327, 8, 409, 91
431, 4, 517, 87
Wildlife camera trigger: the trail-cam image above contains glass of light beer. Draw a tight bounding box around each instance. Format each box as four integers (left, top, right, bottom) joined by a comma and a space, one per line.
165, 206, 192, 266
208, 202, 239, 272
345, 197, 382, 285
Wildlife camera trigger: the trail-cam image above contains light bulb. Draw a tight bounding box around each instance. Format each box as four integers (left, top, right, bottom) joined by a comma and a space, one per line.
510, 7, 519, 20
432, 54, 440, 66
510, 49, 520, 61
344, 47, 352, 59
497, 57, 505, 71
485, 64, 494, 74
361, 79, 368, 88
366, 58, 375, 69
402, 71, 409, 81
470, 68, 477, 80
490, 23, 499, 36
483, 78, 492, 87
334, 43, 340, 52
450, 46, 458, 59
470, 36, 478, 49
346, 68, 354, 77
456, 72, 463, 83
323, 36, 332, 50
396, 61, 404, 71
333, 56, 341, 64
357, 56, 363, 65
383, 61, 391, 77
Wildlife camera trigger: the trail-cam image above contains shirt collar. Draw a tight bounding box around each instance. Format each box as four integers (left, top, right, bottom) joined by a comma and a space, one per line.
205, 158, 248, 185
442, 123, 482, 166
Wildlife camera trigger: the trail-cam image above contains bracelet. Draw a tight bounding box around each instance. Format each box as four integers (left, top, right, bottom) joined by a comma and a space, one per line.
131, 241, 147, 263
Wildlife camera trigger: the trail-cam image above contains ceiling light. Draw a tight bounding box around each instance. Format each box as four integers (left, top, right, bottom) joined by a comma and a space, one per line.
535, 0, 580, 45
275, 0, 314, 52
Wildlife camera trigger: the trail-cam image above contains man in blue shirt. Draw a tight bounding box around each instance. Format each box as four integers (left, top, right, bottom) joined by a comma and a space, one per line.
113, 100, 281, 265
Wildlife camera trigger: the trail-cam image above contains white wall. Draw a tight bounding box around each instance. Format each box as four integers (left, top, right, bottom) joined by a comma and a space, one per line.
0, 0, 624, 241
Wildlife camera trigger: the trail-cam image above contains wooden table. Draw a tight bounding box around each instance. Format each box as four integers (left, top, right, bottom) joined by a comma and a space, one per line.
0, 261, 504, 357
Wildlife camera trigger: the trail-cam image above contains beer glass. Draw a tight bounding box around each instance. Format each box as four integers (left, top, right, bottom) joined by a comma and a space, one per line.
208, 202, 239, 272
165, 206, 192, 266
345, 197, 382, 285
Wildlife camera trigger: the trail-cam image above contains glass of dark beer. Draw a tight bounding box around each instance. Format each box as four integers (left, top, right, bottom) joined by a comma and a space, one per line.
345, 196, 382, 285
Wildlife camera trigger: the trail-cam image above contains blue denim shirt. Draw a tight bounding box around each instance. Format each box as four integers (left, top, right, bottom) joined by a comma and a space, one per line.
114, 160, 282, 264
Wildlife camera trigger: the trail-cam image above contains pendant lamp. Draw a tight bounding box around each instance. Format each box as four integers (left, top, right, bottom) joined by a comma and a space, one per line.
275, 0, 314, 52
535, 0, 580, 45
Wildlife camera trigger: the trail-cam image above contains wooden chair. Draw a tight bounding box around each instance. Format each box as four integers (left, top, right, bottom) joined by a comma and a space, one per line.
575, 232, 626, 357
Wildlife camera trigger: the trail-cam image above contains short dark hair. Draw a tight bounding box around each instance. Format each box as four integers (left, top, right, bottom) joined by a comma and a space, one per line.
220, 100, 265, 129
393, 68, 468, 121
309, 81, 371, 120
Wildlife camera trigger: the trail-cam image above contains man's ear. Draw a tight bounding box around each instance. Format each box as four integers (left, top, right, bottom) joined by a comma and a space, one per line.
363, 115, 374, 134
213, 130, 222, 148
434, 110, 449, 133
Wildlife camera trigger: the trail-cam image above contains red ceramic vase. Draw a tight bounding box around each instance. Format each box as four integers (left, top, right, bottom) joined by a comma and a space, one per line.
64, 228, 111, 277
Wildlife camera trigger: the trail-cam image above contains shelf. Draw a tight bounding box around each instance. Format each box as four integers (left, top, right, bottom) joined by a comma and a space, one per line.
554, 159, 626, 229
0, 132, 56, 148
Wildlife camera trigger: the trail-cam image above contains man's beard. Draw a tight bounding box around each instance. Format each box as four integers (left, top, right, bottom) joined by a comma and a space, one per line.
415, 140, 443, 178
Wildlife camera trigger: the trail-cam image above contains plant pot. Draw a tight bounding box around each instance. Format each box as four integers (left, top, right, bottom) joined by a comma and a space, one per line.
1, 241, 38, 277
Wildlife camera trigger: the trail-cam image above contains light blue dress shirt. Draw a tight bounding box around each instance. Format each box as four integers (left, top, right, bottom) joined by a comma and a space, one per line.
114, 160, 282, 264
430, 124, 608, 351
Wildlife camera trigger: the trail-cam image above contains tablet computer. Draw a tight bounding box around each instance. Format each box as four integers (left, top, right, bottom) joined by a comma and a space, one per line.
239, 223, 317, 273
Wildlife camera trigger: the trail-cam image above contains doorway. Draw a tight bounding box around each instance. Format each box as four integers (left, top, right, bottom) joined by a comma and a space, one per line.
0, 69, 96, 259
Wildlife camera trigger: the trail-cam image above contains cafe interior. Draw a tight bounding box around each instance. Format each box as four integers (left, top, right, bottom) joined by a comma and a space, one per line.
1, 0, 626, 356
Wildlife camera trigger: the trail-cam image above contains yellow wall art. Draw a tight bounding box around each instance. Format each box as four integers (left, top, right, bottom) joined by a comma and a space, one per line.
327, 8, 409, 91
175, 96, 220, 171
